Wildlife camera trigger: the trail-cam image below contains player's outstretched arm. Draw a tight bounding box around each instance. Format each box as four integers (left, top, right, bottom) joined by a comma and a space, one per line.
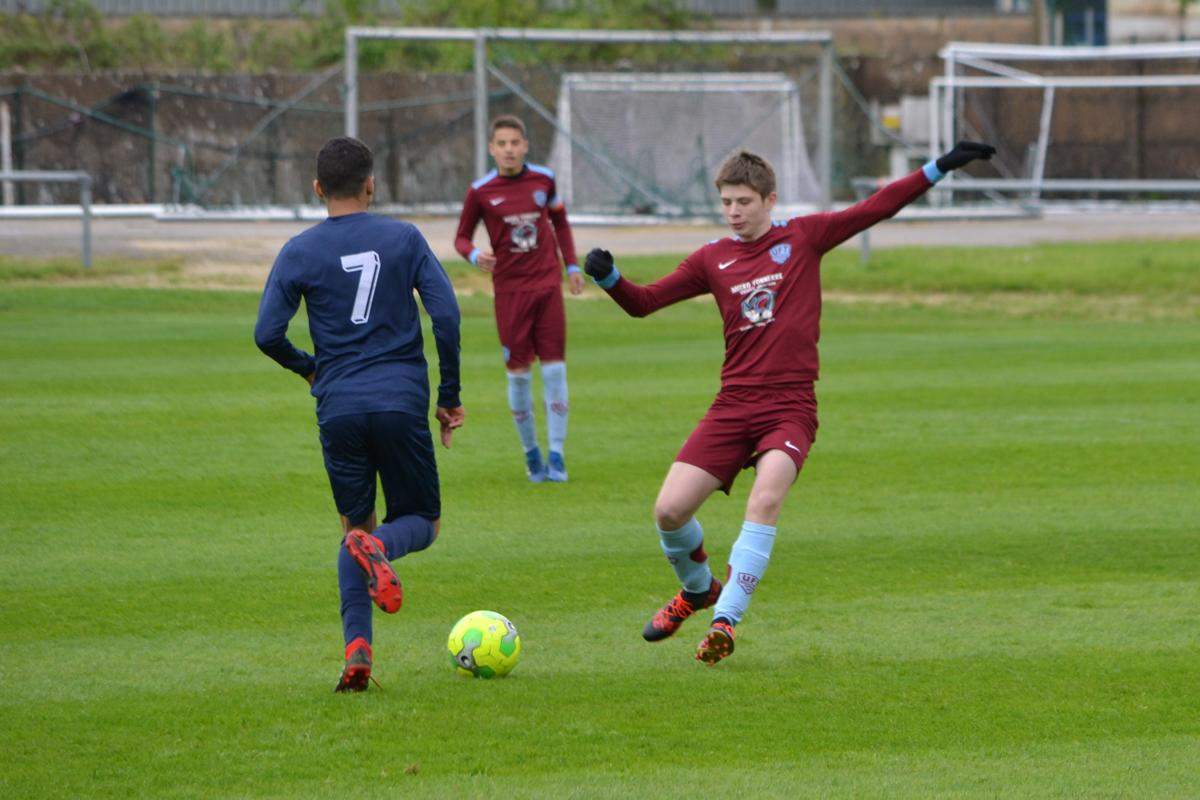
584, 247, 707, 318
803, 140, 996, 254
933, 141, 998, 174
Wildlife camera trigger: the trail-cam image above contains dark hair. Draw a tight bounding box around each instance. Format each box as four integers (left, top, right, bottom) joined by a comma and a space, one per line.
714, 150, 777, 198
316, 137, 373, 198
489, 114, 527, 139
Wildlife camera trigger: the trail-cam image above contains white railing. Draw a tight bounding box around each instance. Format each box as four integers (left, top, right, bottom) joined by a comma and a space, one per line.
0, 171, 93, 268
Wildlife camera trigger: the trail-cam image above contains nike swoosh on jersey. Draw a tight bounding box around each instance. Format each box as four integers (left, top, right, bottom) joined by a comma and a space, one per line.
489, 198, 505, 206
785, 440, 802, 453
718, 259, 737, 270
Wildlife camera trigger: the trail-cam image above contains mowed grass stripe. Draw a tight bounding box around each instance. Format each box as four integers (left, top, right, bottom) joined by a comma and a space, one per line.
3, 574, 1196, 702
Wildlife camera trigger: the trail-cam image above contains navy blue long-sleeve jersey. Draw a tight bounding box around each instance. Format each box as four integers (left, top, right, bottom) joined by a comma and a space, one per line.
254, 212, 461, 423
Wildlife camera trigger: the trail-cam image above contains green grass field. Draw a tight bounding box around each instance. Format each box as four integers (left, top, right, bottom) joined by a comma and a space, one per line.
2, 241, 1198, 798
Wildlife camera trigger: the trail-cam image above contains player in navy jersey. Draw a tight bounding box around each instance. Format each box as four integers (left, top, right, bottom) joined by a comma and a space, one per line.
255, 137, 465, 692
454, 115, 582, 483
585, 142, 995, 664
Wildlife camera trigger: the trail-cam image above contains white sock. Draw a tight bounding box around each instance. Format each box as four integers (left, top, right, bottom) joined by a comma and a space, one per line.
542, 361, 568, 455
657, 517, 713, 595
507, 372, 537, 452
712, 521, 776, 625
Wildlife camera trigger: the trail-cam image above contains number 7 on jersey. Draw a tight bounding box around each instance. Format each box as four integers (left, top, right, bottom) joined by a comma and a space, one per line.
341, 251, 381, 325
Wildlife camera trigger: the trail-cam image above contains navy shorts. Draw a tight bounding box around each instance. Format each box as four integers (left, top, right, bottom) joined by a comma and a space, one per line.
317, 411, 440, 526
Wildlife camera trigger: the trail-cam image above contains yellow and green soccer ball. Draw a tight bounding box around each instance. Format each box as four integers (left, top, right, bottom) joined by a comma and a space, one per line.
447, 610, 522, 678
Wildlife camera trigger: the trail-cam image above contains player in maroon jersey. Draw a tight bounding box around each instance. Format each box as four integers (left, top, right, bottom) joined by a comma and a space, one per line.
454, 115, 583, 483
585, 142, 995, 664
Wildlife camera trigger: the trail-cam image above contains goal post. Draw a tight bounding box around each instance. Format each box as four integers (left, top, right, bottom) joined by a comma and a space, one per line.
933, 40, 1200, 205
343, 27, 836, 216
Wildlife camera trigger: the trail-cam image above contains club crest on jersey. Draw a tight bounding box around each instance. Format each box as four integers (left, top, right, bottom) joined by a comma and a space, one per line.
737, 571, 759, 594
769, 243, 792, 265
511, 221, 538, 252
533, 190, 547, 207
740, 287, 776, 325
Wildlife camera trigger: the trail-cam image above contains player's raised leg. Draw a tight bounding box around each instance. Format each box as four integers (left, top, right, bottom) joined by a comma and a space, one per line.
643, 462, 725, 641
697, 449, 796, 664
371, 410, 442, 561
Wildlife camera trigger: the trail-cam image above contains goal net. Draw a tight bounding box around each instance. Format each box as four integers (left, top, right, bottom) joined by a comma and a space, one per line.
547, 73, 822, 218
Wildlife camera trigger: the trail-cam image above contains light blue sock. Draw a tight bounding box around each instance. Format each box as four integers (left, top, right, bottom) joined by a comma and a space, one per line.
507, 371, 538, 452
542, 361, 568, 455
657, 517, 713, 594
713, 521, 777, 625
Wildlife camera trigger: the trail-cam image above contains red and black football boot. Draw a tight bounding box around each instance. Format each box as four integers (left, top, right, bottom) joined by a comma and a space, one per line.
695, 619, 736, 665
642, 578, 723, 642
334, 637, 373, 693
343, 529, 403, 613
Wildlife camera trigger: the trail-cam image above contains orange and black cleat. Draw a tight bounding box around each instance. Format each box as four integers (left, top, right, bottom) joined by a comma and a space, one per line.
334, 637, 373, 693
344, 529, 403, 613
642, 578, 722, 642
695, 619, 736, 665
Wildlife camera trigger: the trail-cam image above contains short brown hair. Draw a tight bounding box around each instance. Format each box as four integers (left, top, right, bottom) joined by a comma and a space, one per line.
714, 151, 776, 199
490, 115, 526, 139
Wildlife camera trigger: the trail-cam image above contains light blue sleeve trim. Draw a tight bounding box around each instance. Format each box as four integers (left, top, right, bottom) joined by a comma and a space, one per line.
566, 264, 582, 274
922, 160, 945, 183
470, 169, 498, 190
468, 247, 481, 266
595, 265, 620, 289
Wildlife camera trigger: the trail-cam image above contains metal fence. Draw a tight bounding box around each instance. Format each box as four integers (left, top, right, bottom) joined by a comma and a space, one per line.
0, 0, 319, 13
0, 0, 1015, 17
679, 0, 1007, 15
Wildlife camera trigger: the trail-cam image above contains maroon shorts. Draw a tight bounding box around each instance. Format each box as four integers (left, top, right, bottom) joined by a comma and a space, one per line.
494, 286, 566, 370
676, 384, 818, 493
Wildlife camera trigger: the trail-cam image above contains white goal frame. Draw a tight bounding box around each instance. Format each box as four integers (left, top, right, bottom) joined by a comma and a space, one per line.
343, 27, 836, 211
0, 170, 92, 267
933, 41, 1200, 203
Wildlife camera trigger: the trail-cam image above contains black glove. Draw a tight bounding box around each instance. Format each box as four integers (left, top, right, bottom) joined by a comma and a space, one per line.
584, 248, 614, 282
936, 141, 997, 173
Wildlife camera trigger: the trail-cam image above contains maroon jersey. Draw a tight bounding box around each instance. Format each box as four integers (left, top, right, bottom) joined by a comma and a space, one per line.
606, 169, 933, 388
454, 164, 579, 294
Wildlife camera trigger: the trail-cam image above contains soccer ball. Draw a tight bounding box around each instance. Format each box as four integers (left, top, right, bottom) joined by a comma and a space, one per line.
447, 610, 522, 678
